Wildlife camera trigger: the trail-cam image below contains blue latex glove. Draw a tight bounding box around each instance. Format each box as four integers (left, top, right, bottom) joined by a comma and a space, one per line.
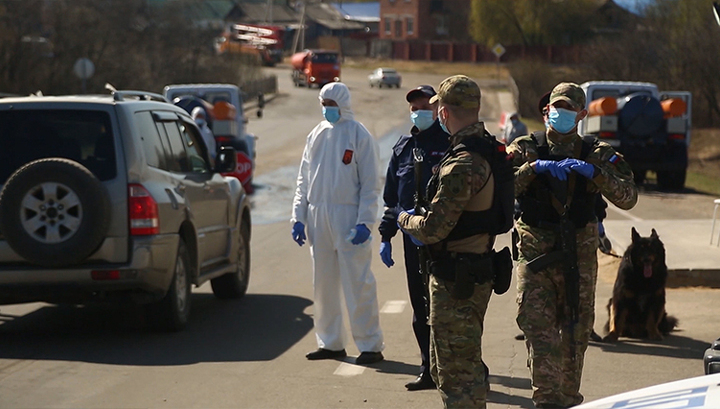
379, 242, 394, 267
397, 209, 424, 247
534, 159, 570, 181
560, 158, 596, 179
351, 224, 371, 245
292, 221, 306, 246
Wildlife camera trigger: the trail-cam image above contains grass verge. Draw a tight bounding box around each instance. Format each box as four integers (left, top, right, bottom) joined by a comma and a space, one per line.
343, 57, 511, 82
685, 171, 720, 196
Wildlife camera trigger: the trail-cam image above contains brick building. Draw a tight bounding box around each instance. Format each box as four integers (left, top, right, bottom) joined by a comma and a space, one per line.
379, 0, 471, 42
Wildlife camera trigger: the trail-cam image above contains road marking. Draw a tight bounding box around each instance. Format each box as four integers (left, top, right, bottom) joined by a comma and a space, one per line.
333, 362, 366, 377
380, 300, 407, 314
608, 202, 644, 222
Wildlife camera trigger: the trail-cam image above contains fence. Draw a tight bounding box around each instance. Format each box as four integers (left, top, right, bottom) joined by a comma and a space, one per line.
371, 39, 582, 65
240, 75, 278, 100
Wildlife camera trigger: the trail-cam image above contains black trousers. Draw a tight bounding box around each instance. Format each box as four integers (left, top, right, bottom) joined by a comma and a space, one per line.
402, 233, 431, 377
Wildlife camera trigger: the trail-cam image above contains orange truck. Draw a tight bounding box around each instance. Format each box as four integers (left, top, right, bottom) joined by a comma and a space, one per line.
290, 49, 341, 88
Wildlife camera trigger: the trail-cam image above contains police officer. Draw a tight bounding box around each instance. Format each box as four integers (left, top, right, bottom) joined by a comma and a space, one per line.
508, 82, 638, 408
398, 75, 500, 408
378, 85, 449, 391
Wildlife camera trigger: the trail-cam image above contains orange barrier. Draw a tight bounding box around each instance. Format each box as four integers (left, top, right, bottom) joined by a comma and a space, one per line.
588, 97, 618, 116
661, 98, 687, 118
213, 101, 237, 120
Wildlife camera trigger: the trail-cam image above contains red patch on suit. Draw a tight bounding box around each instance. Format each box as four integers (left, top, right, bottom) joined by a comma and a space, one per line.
342, 149, 353, 165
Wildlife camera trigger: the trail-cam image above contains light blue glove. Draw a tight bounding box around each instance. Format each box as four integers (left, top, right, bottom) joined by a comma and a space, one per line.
380, 241, 394, 267
534, 159, 570, 181
560, 158, 596, 179
397, 209, 425, 247
292, 221, 306, 246
351, 224, 371, 245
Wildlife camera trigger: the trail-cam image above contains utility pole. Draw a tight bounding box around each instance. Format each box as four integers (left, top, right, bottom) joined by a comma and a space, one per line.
291, 1, 306, 53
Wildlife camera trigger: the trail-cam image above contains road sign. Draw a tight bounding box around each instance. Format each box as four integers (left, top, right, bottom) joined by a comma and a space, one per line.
492, 44, 506, 58
73, 58, 95, 80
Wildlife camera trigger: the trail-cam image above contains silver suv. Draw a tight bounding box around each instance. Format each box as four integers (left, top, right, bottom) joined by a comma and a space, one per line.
0, 91, 251, 331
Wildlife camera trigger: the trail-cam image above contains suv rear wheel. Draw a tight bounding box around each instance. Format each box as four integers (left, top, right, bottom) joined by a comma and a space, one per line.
148, 239, 192, 331
211, 221, 250, 299
0, 158, 111, 267
657, 169, 686, 191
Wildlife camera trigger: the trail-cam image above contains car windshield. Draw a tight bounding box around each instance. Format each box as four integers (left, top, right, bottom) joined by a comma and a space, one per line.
311, 53, 338, 64
0, 109, 116, 184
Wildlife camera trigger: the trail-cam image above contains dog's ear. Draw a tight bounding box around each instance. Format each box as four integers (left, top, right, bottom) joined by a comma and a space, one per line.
651, 229, 659, 239
631, 227, 640, 242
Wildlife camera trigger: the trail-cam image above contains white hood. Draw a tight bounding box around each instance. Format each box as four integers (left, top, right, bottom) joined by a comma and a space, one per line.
319, 82, 354, 122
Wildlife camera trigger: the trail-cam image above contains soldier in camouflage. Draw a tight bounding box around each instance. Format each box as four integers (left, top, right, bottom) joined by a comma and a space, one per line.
398, 75, 496, 408
508, 82, 638, 408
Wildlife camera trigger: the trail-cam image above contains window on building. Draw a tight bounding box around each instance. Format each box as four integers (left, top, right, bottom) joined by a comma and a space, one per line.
407, 17, 414, 35
384, 18, 391, 35
435, 14, 448, 35
395, 19, 402, 38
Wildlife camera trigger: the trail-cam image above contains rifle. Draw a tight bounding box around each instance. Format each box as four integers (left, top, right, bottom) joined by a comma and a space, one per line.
559, 213, 579, 363
412, 148, 432, 314
525, 176, 580, 363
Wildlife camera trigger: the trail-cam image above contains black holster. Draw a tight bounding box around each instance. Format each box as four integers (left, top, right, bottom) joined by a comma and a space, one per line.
429, 252, 494, 300
492, 247, 513, 295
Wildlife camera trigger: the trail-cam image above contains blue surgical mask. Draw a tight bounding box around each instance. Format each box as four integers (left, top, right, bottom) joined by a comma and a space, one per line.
322, 106, 341, 123
439, 109, 450, 135
548, 107, 578, 134
411, 110, 434, 131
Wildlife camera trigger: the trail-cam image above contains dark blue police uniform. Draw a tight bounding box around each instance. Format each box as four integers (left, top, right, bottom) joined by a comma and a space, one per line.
379, 119, 449, 381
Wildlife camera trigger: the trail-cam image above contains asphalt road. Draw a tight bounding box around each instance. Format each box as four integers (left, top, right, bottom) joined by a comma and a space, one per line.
0, 66, 717, 409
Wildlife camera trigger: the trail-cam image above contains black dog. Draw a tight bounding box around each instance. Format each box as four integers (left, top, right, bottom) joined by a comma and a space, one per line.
602, 228, 677, 342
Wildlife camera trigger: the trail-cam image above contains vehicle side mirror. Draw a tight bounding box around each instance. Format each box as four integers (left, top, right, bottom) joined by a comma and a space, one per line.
215, 146, 237, 173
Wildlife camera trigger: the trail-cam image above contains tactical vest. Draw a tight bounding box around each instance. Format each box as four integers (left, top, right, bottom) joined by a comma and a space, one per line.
518, 131, 599, 229
427, 130, 515, 242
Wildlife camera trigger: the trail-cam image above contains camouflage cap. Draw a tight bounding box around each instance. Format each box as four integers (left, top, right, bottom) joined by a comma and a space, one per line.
429, 75, 481, 109
549, 82, 586, 110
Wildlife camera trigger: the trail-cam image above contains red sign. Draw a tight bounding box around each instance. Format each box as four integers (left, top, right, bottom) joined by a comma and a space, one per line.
223, 151, 253, 193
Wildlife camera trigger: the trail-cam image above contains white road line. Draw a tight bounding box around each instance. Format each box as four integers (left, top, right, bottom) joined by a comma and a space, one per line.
380, 300, 407, 314
608, 202, 644, 222
333, 362, 366, 377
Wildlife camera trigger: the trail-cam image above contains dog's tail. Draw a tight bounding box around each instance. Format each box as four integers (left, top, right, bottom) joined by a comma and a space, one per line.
659, 313, 679, 335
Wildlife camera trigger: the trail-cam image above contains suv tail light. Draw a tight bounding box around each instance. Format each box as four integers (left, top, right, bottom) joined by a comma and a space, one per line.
128, 184, 159, 235
599, 131, 617, 139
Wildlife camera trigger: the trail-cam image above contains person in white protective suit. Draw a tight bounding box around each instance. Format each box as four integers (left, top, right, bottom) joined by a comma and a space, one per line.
291, 82, 385, 365
191, 107, 217, 160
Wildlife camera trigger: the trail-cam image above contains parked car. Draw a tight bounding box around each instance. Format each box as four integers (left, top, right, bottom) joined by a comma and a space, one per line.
706, 337, 720, 374
368, 67, 402, 88
0, 90, 252, 331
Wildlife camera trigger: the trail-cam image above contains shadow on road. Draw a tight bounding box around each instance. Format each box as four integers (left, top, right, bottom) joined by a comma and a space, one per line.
590, 332, 710, 360
488, 374, 532, 391
487, 389, 534, 409
372, 359, 422, 377
0, 293, 314, 365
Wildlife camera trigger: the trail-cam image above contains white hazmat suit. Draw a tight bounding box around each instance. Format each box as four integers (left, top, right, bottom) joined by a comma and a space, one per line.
291, 82, 384, 353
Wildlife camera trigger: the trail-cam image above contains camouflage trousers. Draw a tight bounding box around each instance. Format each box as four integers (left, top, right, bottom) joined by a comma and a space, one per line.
429, 274, 493, 409
515, 222, 599, 408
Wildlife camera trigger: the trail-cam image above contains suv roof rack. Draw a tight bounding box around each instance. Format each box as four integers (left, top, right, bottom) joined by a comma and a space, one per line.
112, 90, 169, 103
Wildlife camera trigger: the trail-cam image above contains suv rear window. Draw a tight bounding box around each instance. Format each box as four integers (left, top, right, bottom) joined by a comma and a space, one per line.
0, 110, 116, 184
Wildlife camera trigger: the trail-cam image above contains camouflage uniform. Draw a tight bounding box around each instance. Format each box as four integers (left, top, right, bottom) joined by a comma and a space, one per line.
399, 75, 495, 409
508, 83, 638, 407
